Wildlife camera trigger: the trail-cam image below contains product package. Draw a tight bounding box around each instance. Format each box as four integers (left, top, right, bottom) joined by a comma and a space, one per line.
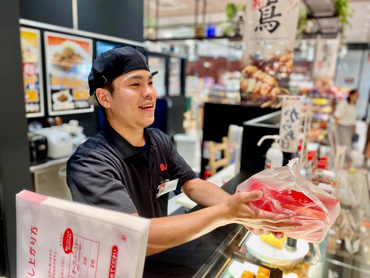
236, 158, 340, 243
16, 190, 150, 278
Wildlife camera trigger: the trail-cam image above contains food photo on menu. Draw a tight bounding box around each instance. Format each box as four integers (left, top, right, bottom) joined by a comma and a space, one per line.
45, 32, 93, 115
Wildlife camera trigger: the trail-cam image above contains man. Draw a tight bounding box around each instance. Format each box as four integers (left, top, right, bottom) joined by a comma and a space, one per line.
67, 46, 297, 256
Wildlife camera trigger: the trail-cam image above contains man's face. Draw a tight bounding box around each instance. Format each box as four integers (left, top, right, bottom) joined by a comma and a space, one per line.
106, 70, 157, 129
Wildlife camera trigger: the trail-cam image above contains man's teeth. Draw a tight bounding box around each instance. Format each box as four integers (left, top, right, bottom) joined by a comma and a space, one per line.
140, 104, 153, 108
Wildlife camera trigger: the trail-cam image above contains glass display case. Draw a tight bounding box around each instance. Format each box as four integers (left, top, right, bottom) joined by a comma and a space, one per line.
192, 170, 370, 278
194, 225, 326, 278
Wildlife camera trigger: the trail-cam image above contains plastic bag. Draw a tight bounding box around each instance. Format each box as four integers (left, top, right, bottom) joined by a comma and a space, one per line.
17, 190, 150, 278
236, 158, 340, 243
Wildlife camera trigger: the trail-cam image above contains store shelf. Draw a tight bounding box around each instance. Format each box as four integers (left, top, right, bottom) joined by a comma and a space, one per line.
145, 35, 243, 42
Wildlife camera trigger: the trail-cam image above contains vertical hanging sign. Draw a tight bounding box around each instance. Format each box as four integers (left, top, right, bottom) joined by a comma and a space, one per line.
20, 28, 44, 118
240, 0, 300, 108
279, 97, 302, 153
313, 37, 340, 81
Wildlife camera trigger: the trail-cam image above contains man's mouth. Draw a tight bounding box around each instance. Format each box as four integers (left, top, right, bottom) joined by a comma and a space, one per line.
139, 104, 154, 109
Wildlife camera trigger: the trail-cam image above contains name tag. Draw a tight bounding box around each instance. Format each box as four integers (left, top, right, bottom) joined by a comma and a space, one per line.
156, 179, 179, 198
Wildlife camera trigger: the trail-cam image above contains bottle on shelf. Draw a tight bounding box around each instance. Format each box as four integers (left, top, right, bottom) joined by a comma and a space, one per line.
203, 165, 212, 180
257, 135, 283, 169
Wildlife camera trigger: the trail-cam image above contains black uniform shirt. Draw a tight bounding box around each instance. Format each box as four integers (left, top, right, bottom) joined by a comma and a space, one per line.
67, 123, 196, 218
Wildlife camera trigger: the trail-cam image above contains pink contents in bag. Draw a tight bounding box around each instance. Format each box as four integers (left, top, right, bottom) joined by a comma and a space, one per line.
237, 158, 340, 243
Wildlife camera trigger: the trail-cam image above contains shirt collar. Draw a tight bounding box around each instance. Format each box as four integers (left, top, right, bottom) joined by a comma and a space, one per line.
103, 121, 157, 160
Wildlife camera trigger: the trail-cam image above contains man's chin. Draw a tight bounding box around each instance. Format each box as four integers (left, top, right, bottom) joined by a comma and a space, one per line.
143, 117, 155, 128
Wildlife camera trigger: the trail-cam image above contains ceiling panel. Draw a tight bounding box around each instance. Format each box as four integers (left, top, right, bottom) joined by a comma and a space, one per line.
144, 0, 370, 43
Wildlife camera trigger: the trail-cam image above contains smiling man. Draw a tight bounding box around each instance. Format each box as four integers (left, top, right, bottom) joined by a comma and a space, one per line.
67, 46, 298, 256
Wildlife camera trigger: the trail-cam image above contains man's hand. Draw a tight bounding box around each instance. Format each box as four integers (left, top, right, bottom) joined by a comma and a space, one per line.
146, 190, 299, 255
223, 191, 299, 234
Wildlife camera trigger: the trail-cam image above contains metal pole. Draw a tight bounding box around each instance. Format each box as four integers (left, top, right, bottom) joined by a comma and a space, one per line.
156, 0, 159, 39
195, 0, 199, 27
203, 0, 207, 24
147, 0, 150, 30
365, 87, 370, 122
355, 48, 366, 120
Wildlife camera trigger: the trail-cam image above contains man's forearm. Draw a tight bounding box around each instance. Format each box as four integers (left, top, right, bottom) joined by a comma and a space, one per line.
182, 178, 231, 208
147, 202, 229, 255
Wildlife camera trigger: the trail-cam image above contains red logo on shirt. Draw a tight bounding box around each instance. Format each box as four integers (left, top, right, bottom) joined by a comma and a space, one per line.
160, 163, 167, 171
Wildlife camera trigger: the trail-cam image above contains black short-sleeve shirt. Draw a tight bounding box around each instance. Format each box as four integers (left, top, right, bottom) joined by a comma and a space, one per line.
66, 123, 196, 218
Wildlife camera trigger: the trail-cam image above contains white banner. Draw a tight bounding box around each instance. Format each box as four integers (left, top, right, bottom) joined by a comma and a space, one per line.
313, 38, 340, 80
279, 98, 302, 153
240, 0, 300, 108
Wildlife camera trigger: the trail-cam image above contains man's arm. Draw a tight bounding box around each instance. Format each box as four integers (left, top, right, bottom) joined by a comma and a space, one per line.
181, 178, 230, 207
134, 191, 299, 256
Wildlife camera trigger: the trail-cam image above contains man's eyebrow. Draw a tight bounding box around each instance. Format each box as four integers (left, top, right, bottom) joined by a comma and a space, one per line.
125, 74, 153, 81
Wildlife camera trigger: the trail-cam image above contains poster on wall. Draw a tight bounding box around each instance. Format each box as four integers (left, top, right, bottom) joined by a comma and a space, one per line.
313, 37, 340, 81
240, 0, 300, 108
148, 56, 166, 97
169, 57, 181, 96
20, 27, 44, 118
44, 32, 93, 116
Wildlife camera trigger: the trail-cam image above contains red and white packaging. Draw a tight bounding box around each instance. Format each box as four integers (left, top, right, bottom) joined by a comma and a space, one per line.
236, 158, 340, 243
16, 190, 150, 278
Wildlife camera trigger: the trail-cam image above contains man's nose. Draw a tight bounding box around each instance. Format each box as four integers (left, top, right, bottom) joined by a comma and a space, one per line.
142, 85, 155, 99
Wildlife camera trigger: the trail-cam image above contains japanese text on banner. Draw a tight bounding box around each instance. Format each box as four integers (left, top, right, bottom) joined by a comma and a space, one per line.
279, 98, 302, 153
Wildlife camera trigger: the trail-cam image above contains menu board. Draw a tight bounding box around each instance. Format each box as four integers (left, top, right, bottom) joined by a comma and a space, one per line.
240, 0, 300, 108
168, 57, 181, 96
20, 28, 44, 118
148, 56, 166, 98
44, 32, 93, 115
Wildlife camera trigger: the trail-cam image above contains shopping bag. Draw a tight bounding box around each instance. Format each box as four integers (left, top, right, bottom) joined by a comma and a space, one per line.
236, 158, 340, 243
16, 190, 150, 278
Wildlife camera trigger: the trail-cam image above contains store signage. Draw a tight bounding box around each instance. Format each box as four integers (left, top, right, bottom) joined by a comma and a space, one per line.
44, 32, 93, 116
279, 97, 302, 153
313, 38, 340, 81
20, 28, 44, 118
240, 0, 300, 108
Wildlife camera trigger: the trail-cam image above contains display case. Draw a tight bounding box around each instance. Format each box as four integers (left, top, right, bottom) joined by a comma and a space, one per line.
194, 225, 326, 278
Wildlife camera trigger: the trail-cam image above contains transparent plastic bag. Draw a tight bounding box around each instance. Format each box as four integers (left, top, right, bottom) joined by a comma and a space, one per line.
236, 158, 340, 243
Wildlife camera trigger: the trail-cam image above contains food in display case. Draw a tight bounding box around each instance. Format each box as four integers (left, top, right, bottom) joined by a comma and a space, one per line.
223, 261, 270, 278
246, 234, 309, 266
271, 261, 311, 278
259, 234, 287, 249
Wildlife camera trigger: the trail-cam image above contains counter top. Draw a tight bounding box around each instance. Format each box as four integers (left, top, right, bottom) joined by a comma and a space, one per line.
29, 157, 69, 173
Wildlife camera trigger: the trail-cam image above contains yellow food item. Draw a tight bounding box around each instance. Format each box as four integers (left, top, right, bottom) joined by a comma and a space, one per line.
257, 266, 270, 276
259, 233, 287, 249
256, 273, 269, 278
241, 270, 256, 278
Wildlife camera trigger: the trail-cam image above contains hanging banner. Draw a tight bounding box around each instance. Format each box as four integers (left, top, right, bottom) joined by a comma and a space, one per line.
313, 38, 340, 81
44, 32, 93, 116
20, 28, 44, 118
240, 0, 300, 108
279, 97, 302, 153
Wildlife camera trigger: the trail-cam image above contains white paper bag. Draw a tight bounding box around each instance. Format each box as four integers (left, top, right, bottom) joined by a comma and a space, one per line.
16, 190, 150, 278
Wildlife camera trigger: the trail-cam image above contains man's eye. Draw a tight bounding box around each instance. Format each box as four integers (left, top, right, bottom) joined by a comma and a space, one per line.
130, 83, 139, 86
149, 81, 153, 86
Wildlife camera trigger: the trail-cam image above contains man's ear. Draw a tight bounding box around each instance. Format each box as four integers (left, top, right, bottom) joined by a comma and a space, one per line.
95, 88, 111, 108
